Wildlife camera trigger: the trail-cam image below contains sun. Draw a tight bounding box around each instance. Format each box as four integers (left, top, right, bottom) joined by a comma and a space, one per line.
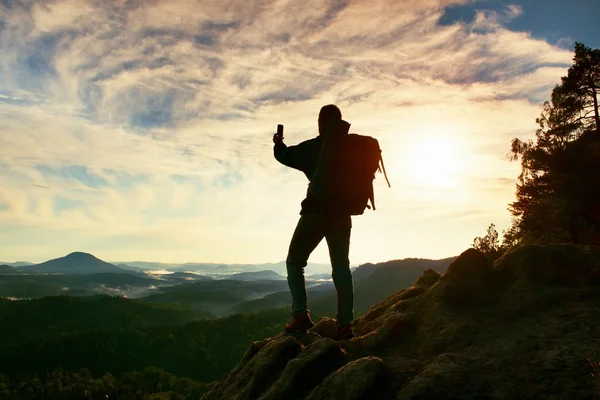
405, 135, 465, 188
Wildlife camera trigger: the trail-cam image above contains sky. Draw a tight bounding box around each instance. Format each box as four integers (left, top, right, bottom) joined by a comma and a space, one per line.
0, 0, 598, 265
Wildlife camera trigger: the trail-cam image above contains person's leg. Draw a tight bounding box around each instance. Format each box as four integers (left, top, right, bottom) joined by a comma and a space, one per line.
325, 215, 354, 327
286, 214, 325, 316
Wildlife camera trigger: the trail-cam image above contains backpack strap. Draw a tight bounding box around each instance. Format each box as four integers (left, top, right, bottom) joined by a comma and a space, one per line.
369, 183, 376, 211
379, 153, 391, 188
370, 153, 389, 211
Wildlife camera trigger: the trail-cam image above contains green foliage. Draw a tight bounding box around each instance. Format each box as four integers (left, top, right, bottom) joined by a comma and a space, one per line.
0, 258, 456, 394
0, 367, 213, 400
0, 295, 201, 344
472, 223, 503, 259
0, 297, 289, 383
233, 290, 293, 314
0, 273, 163, 298
472, 223, 515, 259
508, 42, 600, 245
141, 279, 289, 306
0, 265, 20, 275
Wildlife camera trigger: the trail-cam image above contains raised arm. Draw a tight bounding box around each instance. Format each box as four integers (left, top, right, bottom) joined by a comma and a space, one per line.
273, 139, 305, 172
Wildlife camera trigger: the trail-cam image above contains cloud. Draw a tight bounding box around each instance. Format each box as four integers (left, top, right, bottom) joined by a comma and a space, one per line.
0, 0, 576, 263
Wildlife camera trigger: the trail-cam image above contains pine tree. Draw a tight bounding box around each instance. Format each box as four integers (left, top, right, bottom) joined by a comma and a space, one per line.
560, 43, 600, 134
508, 43, 600, 245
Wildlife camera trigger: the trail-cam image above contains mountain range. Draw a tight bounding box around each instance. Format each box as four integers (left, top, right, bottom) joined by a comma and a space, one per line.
4, 251, 454, 280
4, 253, 334, 276
0, 250, 459, 320
0, 261, 34, 267
6, 252, 287, 279
114, 260, 332, 276
21, 252, 127, 274
218, 270, 286, 281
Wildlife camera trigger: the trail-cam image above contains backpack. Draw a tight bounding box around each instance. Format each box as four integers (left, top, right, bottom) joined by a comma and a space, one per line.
331, 134, 391, 215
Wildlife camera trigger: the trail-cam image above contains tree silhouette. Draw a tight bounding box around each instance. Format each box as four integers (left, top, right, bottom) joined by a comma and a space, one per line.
507, 42, 600, 245
472, 223, 504, 259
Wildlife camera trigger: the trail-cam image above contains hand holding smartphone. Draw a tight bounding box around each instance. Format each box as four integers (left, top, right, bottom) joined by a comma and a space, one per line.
273, 124, 284, 144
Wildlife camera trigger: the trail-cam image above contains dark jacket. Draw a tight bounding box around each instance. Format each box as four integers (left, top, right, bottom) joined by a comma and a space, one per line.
274, 120, 351, 215
274, 137, 322, 181
274, 137, 324, 214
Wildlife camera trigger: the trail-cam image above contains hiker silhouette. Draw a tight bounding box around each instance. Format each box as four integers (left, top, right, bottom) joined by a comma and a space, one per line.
273, 104, 356, 340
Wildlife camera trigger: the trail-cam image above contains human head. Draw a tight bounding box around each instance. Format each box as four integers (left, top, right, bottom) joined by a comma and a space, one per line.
318, 104, 342, 136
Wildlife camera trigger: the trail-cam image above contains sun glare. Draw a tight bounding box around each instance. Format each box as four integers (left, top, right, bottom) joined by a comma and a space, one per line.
405, 135, 465, 188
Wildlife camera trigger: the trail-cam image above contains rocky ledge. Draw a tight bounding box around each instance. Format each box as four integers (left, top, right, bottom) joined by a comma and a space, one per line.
202, 244, 600, 400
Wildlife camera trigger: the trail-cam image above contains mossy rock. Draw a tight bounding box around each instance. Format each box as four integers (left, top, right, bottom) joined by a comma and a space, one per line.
495, 244, 600, 286
202, 336, 303, 400
259, 338, 347, 400
306, 356, 391, 400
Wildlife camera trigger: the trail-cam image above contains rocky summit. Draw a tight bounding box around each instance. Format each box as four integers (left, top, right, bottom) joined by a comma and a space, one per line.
201, 244, 600, 400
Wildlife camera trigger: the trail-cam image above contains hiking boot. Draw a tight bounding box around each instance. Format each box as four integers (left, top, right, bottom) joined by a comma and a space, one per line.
284, 313, 315, 333
334, 324, 355, 341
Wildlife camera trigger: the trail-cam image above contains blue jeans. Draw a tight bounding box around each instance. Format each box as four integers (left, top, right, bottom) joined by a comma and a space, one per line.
286, 213, 354, 326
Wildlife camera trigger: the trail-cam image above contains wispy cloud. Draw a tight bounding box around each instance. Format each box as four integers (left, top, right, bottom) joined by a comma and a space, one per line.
0, 0, 576, 263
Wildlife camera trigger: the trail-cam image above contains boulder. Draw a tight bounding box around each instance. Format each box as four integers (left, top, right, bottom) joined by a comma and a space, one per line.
397, 353, 465, 399
436, 248, 507, 308
305, 356, 390, 400
258, 338, 347, 400
202, 335, 303, 400
310, 317, 337, 339
495, 244, 600, 286
279, 331, 323, 346
414, 269, 440, 287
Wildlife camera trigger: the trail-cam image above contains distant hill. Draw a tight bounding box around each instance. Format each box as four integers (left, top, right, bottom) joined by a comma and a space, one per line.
0, 265, 18, 275
141, 279, 290, 317
24, 252, 127, 274
0, 264, 29, 275
116, 266, 215, 282
224, 257, 457, 318
115, 263, 146, 272
115, 261, 332, 276
309, 256, 456, 317
0, 272, 166, 299
220, 270, 286, 281
232, 291, 292, 313
233, 282, 335, 314
167, 272, 214, 281
0, 261, 34, 267
352, 262, 376, 281
306, 273, 333, 281
350, 256, 455, 308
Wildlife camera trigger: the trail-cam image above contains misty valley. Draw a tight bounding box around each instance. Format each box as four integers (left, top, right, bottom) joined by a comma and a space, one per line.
0, 252, 454, 399
0, 252, 453, 318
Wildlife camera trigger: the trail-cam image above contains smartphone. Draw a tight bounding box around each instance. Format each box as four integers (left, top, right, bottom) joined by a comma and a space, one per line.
277, 124, 284, 136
